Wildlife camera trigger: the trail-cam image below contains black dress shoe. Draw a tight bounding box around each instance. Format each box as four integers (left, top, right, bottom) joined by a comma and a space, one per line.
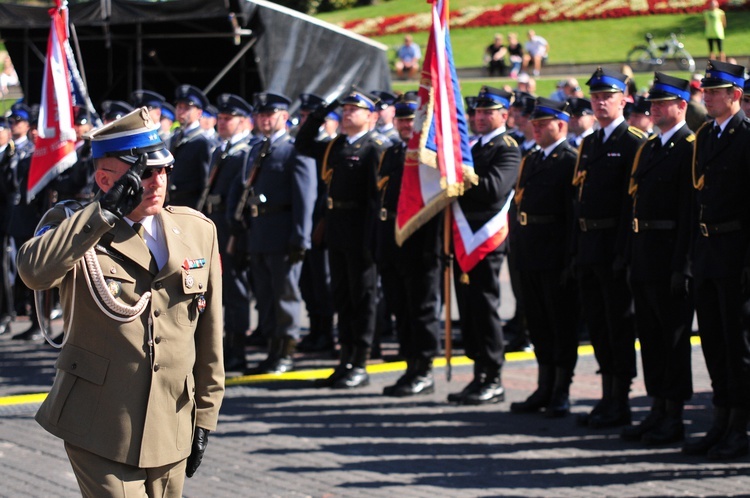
510, 389, 551, 414
0, 315, 12, 335
332, 367, 369, 389
683, 426, 728, 456
387, 374, 435, 397
545, 391, 571, 418
13, 325, 43, 341
447, 377, 483, 403
707, 430, 749, 460
314, 363, 351, 388
245, 356, 293, 375
621, 410, 664, 442
462, 379, 505, 405
588, 402, 631, 429
577, 399, 609, 427
642, 418, 684, 446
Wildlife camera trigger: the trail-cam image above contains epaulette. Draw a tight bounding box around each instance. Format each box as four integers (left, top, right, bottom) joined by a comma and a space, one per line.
503, 135, 518, 147
165, 205, 212, 222
686, 134, 696, 143
647, 134, 659, 143
627, 126, 647, 139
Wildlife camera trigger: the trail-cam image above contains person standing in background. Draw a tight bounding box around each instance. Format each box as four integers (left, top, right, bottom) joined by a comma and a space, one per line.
704, 0, 727, 62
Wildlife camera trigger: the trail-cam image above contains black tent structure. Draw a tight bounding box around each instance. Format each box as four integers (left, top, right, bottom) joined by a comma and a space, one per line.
0, 0, 391, 111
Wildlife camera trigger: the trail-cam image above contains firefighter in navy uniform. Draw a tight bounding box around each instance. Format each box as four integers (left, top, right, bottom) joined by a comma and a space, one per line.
509, 97, 579, 417
620, 73, 695, 446
169, 84, 216, 209
229, 92, 316, 375
371, 90, 400, 144
377, 92, 443, 397
447, 86, 521, 405
573, 68, 647, 429
7, 102, 42, 341
295, 92, 337, 353
199, 93, 257, 372
295, 90, 389, 389
0, 117, 16, 335
682, 61, 750, 460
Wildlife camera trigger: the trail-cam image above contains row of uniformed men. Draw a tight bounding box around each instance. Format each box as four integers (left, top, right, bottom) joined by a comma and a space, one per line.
348, 61, 750, 462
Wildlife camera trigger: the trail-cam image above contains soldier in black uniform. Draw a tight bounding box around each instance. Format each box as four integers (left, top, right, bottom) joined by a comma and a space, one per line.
682, 61, 750, 460
376, 92, 442, 397
620, 73, 695, 445
7, 103, 42, 340
371, 90, 400, 144
509, 97, 579, 417
296, 93, 336, 353
295, 91, 389, 389
573, 68, 647, 428
100, 100, 134, 124
447, 86, 521, 405
169, 84, 216, 208
626, 96, 654, 137
0, 117, 15, 335
199, 93, 257, 372
566, 97, 596, 148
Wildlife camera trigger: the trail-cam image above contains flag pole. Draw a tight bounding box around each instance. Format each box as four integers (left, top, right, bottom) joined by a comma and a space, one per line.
443, 203, 453, 382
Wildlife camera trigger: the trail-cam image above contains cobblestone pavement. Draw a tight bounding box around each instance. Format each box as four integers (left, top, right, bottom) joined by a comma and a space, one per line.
1, 316, 749, 498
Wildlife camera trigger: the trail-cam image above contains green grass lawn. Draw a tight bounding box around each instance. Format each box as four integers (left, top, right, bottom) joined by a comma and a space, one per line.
319, 3, 750, 68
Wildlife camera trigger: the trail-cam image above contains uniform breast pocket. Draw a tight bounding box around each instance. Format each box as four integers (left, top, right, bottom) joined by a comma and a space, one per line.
48, 345, 109, 436
177, 268, 208, 326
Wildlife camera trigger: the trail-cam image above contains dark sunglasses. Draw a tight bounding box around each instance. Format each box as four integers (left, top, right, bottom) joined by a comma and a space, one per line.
140, 166, 173, 179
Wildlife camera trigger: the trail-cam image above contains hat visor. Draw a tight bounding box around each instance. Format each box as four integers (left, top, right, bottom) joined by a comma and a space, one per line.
645, 92, 680, 101
588, 86, 623, 93
117, 147, 175, 168
700, 78, 735, 89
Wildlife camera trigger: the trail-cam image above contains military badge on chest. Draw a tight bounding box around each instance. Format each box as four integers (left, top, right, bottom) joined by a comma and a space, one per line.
182, 258, 208, 314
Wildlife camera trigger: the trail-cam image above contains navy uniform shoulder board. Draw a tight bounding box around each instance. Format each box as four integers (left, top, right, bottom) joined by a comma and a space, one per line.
503, 135, 518, 148
627, 126, 647, 139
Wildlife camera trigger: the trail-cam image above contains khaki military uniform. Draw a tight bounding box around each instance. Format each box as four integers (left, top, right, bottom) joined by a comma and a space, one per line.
17, 201, 224, 469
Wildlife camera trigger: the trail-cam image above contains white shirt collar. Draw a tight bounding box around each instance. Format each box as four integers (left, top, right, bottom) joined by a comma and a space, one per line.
542, 137, 566, 157
481, 126, 506, 146
660, 120, 687, 146
601, 115, 625, 142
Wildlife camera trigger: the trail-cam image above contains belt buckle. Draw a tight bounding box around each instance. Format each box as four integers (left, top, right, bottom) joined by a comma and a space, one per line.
250, 205, 259, 218
327, 197, 333, 210
379, 208, 388, 221
699, 222, 709, 237
518, 212, 528, 226
578, 218, 588, 232
632, 218, 639, 233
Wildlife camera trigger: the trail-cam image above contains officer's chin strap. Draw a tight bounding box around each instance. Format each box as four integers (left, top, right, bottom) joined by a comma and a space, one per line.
35, 201, 153, 349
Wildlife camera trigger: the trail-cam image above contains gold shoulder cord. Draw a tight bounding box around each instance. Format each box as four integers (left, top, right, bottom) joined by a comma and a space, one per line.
321, 136, 342, 186
514, 154, 529, 206
628, 139, 652, 197
692, 122, 709, 190
572, 136, 588, 201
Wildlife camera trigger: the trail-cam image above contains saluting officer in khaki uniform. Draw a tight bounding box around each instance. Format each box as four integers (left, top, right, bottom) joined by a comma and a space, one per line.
17, 108, 225, 498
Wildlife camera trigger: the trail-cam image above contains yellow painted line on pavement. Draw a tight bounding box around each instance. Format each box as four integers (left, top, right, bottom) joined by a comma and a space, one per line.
1, 337, 705, 406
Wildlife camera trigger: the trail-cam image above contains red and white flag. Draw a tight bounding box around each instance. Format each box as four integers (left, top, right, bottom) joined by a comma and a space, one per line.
27, 0, 77, 203
394, 0, 475, 246
395, 0, 511, 274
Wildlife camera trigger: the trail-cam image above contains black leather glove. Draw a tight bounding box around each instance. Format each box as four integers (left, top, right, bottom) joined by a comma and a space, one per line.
742, 267, 750, 297
670, 271, 689, 298
99, 168, 143, 221
186, 427, 210, 478
288, 245, 306, 264
311, 100, 340, 121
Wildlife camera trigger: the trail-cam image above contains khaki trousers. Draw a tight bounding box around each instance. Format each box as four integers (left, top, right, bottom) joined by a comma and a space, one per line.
65, 442, 187, 498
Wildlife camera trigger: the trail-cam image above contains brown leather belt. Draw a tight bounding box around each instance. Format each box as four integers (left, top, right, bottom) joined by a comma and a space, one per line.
632, 218, 676, 233
578, 217, 617, 232
698, 220, 742, 237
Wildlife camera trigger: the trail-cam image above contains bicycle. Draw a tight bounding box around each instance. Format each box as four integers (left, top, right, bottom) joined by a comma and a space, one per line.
626, 32, 695, 73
